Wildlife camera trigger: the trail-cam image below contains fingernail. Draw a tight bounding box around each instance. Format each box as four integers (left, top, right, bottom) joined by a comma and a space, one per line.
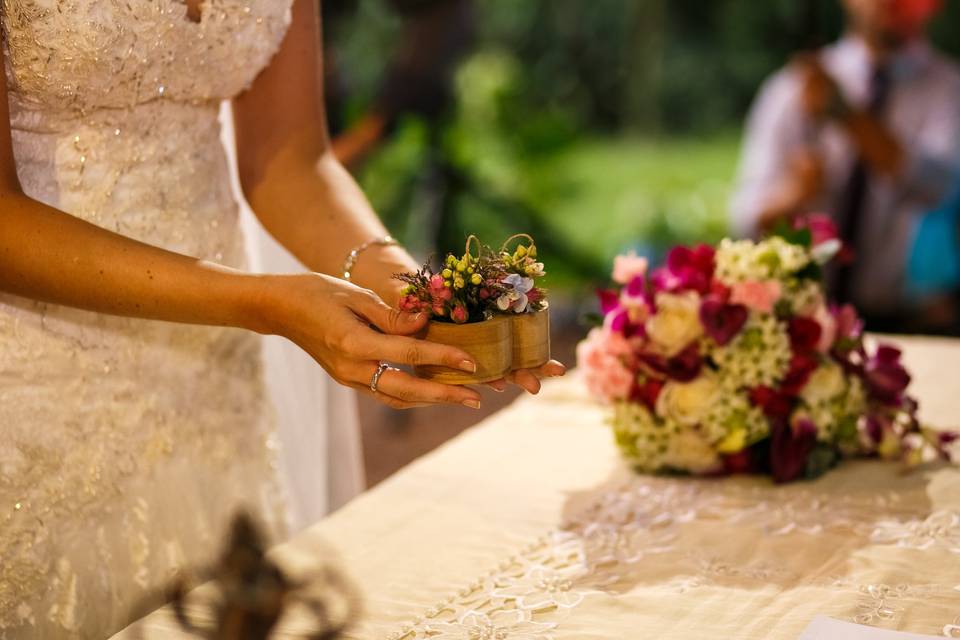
459, 360, 477, 373
462, 398, 481, 409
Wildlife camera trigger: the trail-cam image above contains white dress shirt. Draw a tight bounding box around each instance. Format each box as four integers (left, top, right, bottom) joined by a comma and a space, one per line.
731, 35, 960, 314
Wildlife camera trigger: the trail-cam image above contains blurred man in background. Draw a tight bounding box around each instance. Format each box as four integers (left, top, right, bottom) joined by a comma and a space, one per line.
731, 0, 960, 334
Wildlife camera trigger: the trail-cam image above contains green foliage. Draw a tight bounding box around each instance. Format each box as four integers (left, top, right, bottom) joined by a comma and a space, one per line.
332, 0, 960, 291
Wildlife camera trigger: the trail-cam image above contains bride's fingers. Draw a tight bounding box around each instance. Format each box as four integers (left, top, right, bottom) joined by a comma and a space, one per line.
349, 289, 428, 336
508, 368, 542, 395
357, 386, 431, 410
345, 325, 477, 372
538, 360, 568, 378
485, 379, 507, 393
371, 366, 482, 408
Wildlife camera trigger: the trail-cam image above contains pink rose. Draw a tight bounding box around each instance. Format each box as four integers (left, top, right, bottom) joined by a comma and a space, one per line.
811, 303, 837, 353
429, 274, 452, 302
730, 280, 782, 314
612, 251, 649, 285
577, 328, 636, 402
451, 303, 468, 324
399, 294, 424, 314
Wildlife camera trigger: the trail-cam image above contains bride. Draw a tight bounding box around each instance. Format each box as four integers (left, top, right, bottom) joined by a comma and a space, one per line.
0, 1, 563, 637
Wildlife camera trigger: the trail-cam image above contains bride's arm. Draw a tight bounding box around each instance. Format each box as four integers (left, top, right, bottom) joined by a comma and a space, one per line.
0, 60, 482, 410
233, 0, 566, 392
231, 0, 413, 305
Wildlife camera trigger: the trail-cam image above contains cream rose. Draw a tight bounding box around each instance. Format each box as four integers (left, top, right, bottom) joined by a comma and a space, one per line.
645, 291, 703, 357
801, 362, 846, 405
656, 373, 720, 426
662, 429, 722, 474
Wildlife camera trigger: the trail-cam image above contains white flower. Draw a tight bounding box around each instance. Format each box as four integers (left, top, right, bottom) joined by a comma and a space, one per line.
525, 261, 546, 277
497, 273, 535, 313
661, 428, 722, 475
715, 237, 811, 285
645, 291, 703, 357
800, 362, 846, 405
811, 238, 841, 265
709, 314, 791, 389
656, 373, 721, 427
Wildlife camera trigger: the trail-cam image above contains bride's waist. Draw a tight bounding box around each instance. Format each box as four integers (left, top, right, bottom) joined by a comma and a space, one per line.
9, 101, 243, 260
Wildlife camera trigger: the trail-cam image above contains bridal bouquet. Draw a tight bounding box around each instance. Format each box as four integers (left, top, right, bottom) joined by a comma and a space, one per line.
578, 217, 957, 483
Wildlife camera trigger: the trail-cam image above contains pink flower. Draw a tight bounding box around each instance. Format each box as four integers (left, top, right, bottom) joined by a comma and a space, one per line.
451, 303, 468, 324
612, 251, 649, 285
428, 274, 452, 302
399, 294, 424, 314
811, 303, 837, 352
730, 280, 782, 314
577, 328, 636, 402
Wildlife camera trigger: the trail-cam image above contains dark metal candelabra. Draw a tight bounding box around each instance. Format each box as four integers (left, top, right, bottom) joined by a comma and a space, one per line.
135, 512, 360, 640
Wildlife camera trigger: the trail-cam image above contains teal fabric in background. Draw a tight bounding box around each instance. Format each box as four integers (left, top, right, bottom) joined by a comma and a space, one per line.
907, 185, 960, 297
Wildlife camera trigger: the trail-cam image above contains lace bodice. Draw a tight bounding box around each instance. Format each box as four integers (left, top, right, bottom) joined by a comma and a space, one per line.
0, 1, 293, 638
4, 0, 289, 114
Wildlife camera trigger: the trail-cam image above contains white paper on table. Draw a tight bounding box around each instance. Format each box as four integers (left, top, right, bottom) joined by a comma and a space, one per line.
799, 617, 945, 640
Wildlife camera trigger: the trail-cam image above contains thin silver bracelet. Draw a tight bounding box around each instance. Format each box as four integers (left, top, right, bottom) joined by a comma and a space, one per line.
341, 235, 398, 281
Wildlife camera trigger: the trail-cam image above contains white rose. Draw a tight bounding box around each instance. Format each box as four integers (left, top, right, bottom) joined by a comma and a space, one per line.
656, 373, 720, 427
662, 429, 722, 474
645, 291, 703, 357
801, 362, 846, 405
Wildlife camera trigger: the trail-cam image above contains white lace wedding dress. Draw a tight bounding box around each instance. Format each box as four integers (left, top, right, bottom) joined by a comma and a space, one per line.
0, 1, 325, 637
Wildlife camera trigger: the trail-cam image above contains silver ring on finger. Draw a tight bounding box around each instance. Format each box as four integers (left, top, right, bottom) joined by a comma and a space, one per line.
370, 362, 396, 393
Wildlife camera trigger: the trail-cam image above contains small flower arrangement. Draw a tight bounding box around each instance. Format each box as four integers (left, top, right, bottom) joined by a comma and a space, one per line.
396, 235, 547, 324
577, 216, 958, 483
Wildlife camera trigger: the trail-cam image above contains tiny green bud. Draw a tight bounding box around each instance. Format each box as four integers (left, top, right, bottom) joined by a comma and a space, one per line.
470, 273, 483, 285
441, 268, 453, 279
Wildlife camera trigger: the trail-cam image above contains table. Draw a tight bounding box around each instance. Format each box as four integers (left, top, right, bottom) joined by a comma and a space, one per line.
114, 335, 960, 639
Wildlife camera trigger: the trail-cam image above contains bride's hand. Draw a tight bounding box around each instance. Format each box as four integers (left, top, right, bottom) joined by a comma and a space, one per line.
253, 272, 483, 410
486, 360, 567, 395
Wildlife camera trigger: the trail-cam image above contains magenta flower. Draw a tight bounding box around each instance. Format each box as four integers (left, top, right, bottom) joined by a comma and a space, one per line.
833, 304, 864, 342
770, 417, 817, 484
864, 344, 911, 405
788, 316, 822, 353
780, 352, 819, 396
650, 244, 716, 295
749, 385, 792, 420
795, 213, 839, 246
640, 342, 703, 382
597, 288, 620, 316
699, 297, 747, 346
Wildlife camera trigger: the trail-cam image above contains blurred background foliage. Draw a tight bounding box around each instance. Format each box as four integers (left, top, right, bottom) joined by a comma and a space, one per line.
328, 0, 960, 292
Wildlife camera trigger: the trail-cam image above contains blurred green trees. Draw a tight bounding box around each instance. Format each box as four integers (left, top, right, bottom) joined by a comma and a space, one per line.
329, 0, 960, 288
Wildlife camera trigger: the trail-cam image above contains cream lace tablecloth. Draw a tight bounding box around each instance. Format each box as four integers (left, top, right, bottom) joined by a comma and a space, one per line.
114, 335, 960, 639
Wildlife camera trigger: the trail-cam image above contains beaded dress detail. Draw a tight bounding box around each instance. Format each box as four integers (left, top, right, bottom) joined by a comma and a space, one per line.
0, 1, 293, 637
